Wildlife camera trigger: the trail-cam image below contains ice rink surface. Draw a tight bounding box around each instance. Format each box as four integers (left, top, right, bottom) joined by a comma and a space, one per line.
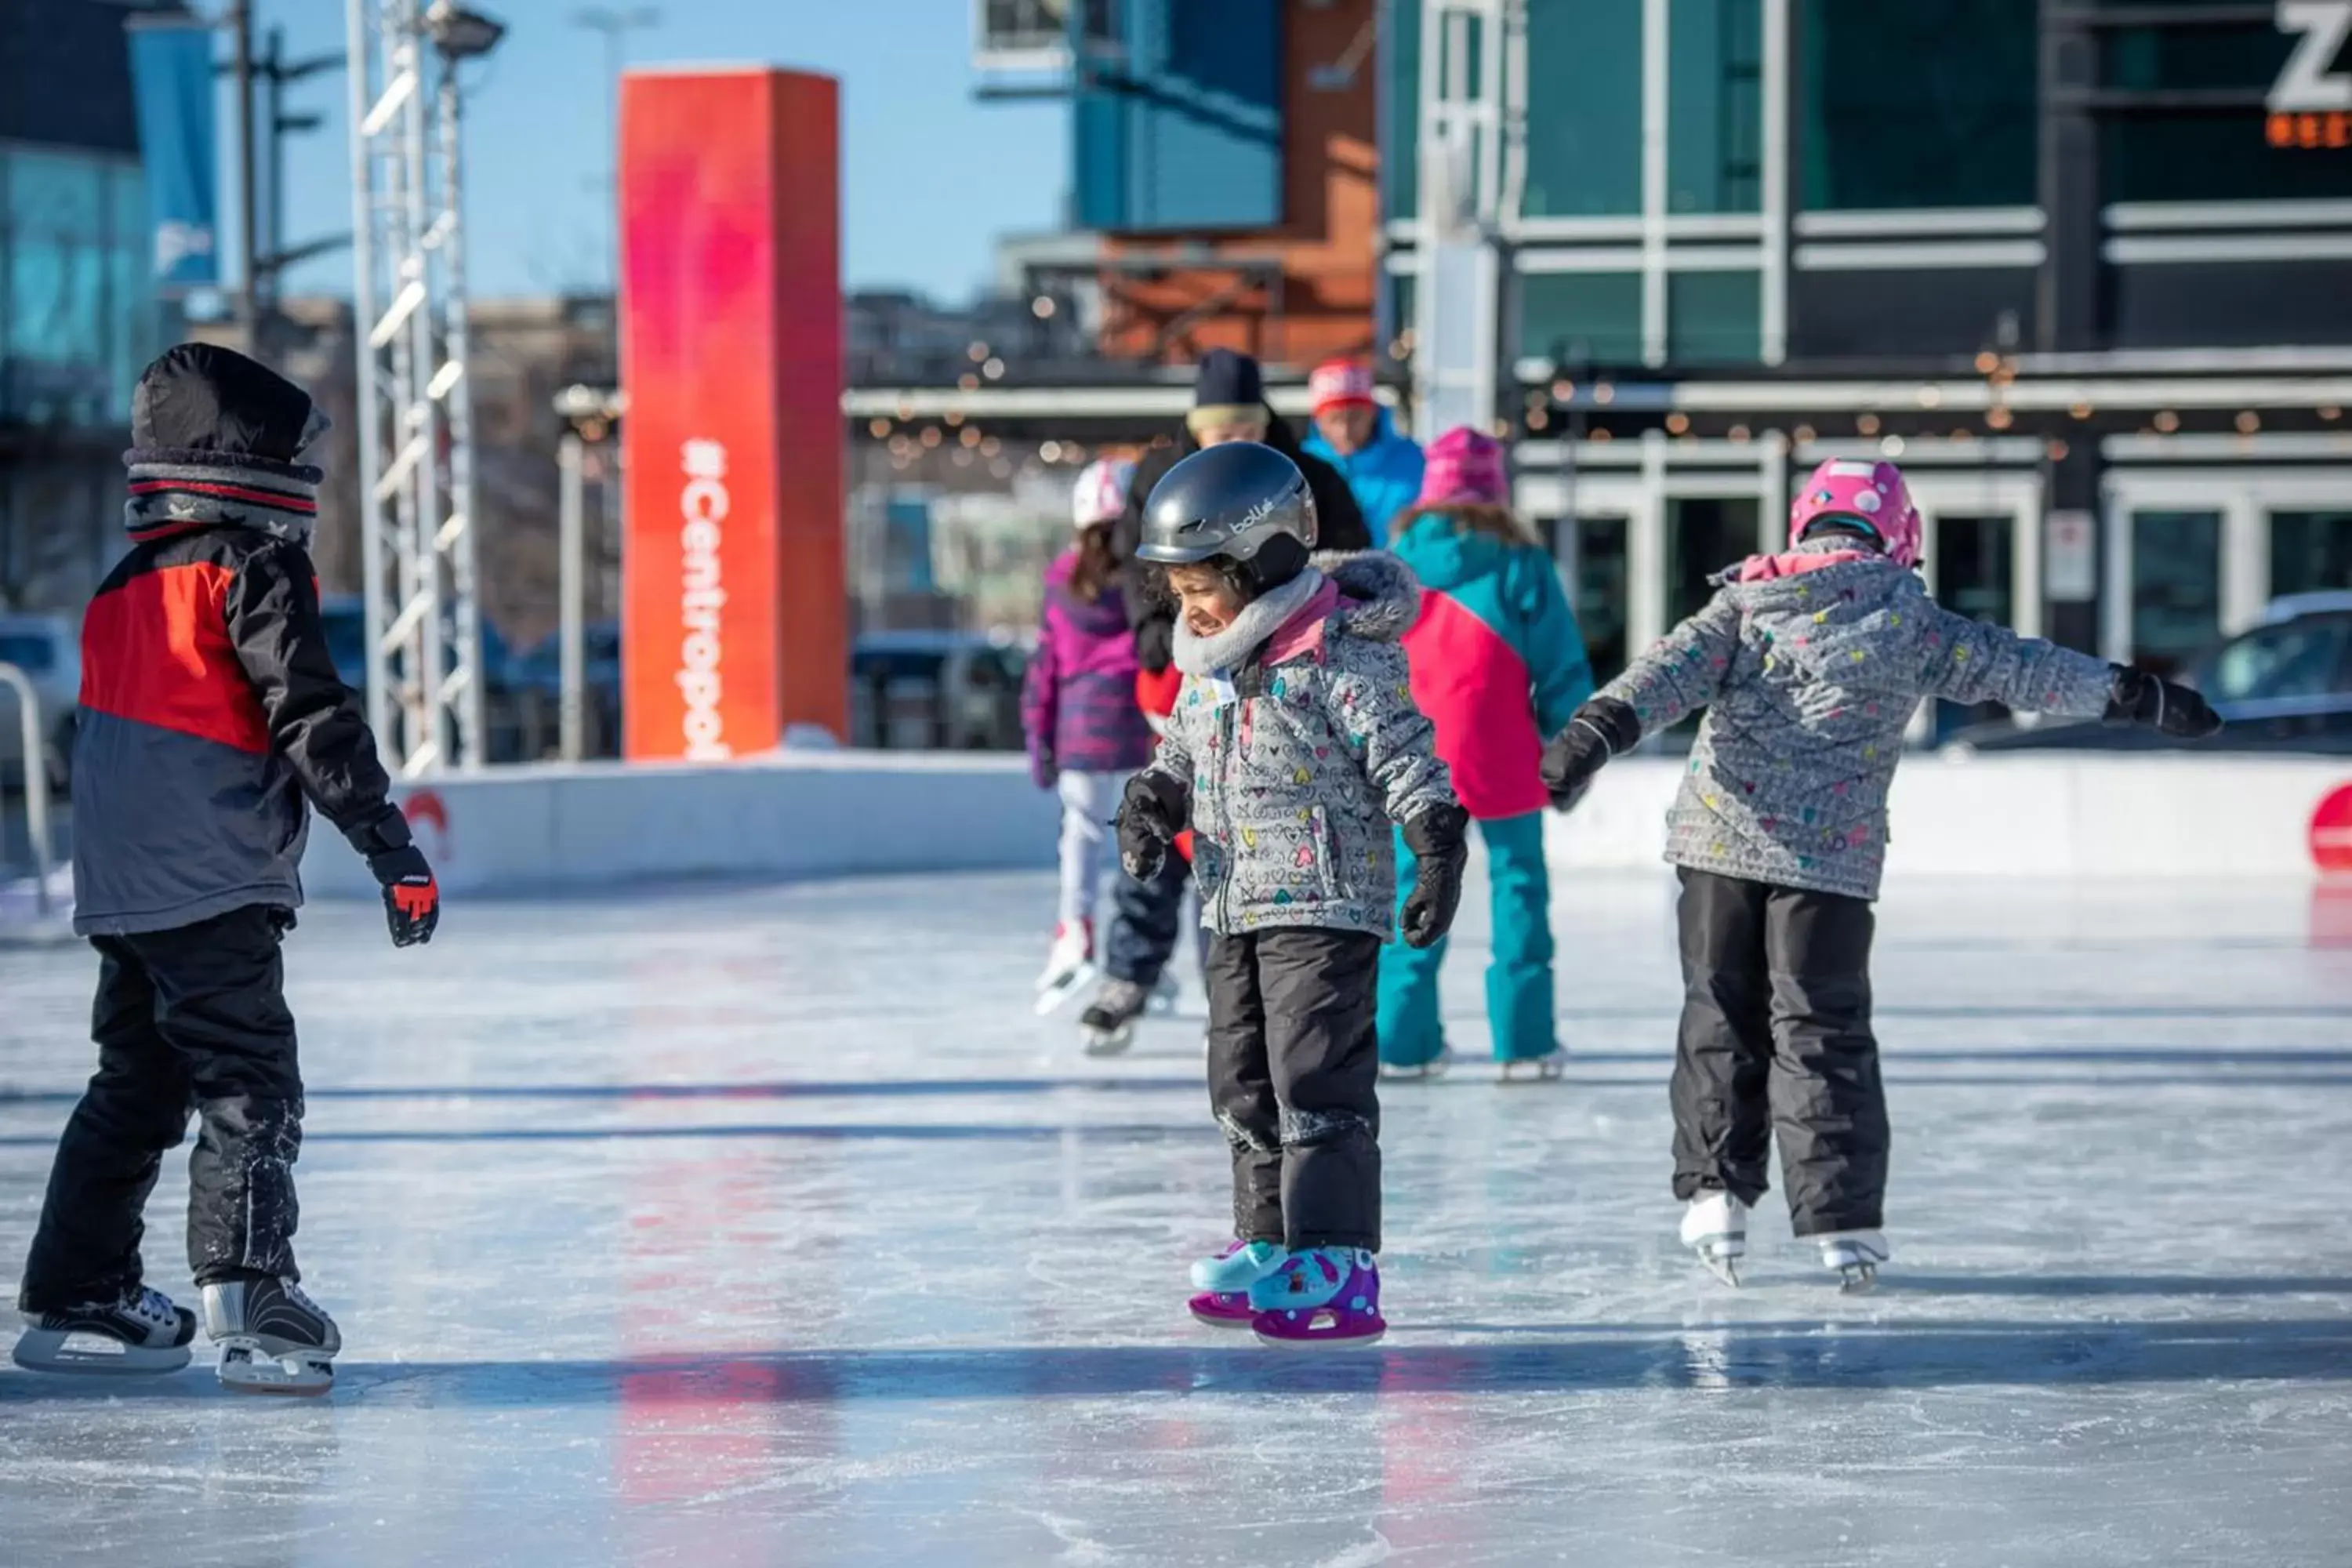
2, 866, 2349, 1567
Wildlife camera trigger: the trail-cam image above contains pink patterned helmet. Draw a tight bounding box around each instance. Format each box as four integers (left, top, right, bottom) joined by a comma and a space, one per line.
1790, 458, 1921, 568
1071, 456, 1135, 530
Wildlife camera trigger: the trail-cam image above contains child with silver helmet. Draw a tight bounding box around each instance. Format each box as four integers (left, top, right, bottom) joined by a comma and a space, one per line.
1115, 440, 1466, 1347
1540, 457, 2222, 1293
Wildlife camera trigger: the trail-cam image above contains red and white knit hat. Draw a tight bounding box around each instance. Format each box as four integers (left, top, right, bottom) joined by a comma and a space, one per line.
1307, 358, 1377, 416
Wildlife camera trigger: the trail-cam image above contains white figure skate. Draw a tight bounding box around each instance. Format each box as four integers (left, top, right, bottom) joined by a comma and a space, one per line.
1680, 1192, 1750, 1287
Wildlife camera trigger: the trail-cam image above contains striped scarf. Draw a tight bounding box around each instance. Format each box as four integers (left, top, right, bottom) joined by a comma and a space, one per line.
123, 446, 321, 547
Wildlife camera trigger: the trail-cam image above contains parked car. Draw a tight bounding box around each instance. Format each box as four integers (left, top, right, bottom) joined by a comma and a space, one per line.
1949, 592, 2352, 754
0, 615, 80, 793
850, 631, 1028, 751
506, 622, 625, 758
318, 594, 525, 760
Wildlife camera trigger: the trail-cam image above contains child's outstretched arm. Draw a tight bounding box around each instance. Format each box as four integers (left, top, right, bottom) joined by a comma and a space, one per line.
1325, 642, 1467, 947
1326, 641, 1454, 825
1512, 546, 1597, 737
223, 541, 437, 946
1916, 604, 2221, 738
1541, 590, 1741, 810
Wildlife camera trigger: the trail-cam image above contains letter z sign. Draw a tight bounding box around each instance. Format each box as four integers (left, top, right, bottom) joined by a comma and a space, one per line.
2272, 2, 2352, 112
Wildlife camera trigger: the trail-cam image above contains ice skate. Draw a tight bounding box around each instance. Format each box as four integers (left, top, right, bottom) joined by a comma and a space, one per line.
1248, 1247, 1385, 1348
1817, 1231, 1889, 1294
1379, 1046, 1451, 1083
1187, 1239, 1287, 1328
1078, 977, 1151, 1056
1679, 1192, 1749, 1287
1033, 920, 1097, 1015
1497, 1050, 1565, 1084
11, 1286, 197, 1376
201, 1276, 339, 1396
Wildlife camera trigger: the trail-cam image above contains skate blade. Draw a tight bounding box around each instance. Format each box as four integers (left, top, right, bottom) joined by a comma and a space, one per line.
1378, 1062, 1443, 1082
1697, 1254, 1742, 1289
1497, 1060, 1564, 1085
1033, 963, 1098, 1016
1189, 1306, 1257, 1330
1250, 1319, 1388, 1351
1080, 1024, 1135, 1058
217, 1345, 334, 1397
1837, 1264, 1878, 1296
11, 1329, 191, 1377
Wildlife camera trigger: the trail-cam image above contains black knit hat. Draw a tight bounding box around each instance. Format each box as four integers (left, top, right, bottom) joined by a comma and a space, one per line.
1192, 347, 1265, 409
123, 343, 327, 544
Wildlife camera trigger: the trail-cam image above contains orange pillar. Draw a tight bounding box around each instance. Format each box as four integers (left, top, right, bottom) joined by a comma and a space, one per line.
619, 67, 845, 760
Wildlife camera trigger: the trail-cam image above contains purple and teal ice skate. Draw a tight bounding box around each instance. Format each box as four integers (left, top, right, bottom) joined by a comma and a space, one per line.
1247, 1247, 1385, 1348
1187, 1239, 1287, 1328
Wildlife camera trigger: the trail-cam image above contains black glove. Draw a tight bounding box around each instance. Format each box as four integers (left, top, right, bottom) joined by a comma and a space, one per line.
348, 809, 439, 948
2105, 666, 2222, 740
1397, 803, 1470, 949
1116, 771, 1188, 882
1541, 696, 1642, 813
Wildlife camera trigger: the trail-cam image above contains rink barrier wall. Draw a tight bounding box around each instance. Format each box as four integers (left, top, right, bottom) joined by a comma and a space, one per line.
296, 750, 2352, 900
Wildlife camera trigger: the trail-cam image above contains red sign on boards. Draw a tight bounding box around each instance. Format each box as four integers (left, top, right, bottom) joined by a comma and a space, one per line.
2312, 783, 2352, 875
617, 68, 847, 760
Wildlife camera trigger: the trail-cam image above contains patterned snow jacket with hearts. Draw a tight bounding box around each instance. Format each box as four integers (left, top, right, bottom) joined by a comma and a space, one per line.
1142, 551, 1457, 939
1599, 539, 2115, 902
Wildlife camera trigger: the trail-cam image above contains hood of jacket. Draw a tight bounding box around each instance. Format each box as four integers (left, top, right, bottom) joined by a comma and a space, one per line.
1316, 547, 1421, 642
1385, 512, 1516, 593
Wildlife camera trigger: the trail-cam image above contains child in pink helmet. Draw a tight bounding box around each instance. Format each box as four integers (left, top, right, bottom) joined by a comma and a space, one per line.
1541, 457, 2220, 1291
1022, 456, 1156, 1009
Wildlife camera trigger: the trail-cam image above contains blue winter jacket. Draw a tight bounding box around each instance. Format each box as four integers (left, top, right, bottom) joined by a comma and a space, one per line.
1302, 408, 1425, 547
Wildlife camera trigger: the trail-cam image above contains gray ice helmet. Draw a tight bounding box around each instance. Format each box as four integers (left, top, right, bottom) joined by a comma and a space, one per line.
1134, 441, 1319, 568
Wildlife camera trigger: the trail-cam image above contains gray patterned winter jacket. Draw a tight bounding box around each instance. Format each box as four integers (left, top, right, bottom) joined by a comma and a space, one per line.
1144, 552, 1457, 939
1602, 542, 2115, 901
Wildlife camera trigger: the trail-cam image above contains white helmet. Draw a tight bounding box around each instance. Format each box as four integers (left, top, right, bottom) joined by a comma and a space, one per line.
1071, 456, 1135, 530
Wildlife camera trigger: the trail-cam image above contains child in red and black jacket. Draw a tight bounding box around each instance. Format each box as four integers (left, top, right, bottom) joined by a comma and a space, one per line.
11, 345, 437, 1396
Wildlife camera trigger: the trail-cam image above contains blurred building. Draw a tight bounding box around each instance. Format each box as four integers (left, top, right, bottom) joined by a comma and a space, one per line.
0, 0, 167, 615
1384, 0, 2352, 693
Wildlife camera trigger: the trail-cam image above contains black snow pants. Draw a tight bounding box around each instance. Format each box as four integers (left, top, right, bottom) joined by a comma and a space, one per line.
1670, 868, 1887, 1236
1204, 927, 1382, 1252
18, 905, 306, 1312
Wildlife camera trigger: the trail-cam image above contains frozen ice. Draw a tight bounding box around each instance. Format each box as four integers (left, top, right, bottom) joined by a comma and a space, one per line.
3, 868, 2350, 1566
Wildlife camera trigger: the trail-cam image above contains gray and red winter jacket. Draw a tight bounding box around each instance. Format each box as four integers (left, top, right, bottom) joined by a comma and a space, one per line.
72, 344, 410, 936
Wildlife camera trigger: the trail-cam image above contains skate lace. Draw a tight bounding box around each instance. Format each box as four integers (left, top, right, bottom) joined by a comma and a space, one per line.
127, 1287, 176, 1328
274, 1278, 325, 1319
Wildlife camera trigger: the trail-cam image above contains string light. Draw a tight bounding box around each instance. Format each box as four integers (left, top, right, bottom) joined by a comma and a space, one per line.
967, 341, 990, 363
1986, 407, 2013, 430
2046, 439, 2070, 462
1917, 386, 1942, 408
1728, 424, 1751, 443
2235, 410, 2261, 434
982, 358, 1006, 380
959, 426, 982, 448
1665, 412, 1690, 436
945, 410, 965, 427
1527, 408, 1551, 430
1040, 439, 1064, 462
1879, 434, 1907, 457
868, 418, 891, 438
1792, 423, 1817, 445
2154, 410, 2180, 434
1973, 351, 1999, 374
2321, 405, 2343, 421
1032, 296, 1057, 319
1857, 413, 1882, 436
920, 426, 942, 448
2071, 402, 2094, 420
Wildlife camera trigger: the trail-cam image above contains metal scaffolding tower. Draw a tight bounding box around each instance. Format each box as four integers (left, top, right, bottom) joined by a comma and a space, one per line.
1414, 0, 1524, 437
345, 0, 501, 775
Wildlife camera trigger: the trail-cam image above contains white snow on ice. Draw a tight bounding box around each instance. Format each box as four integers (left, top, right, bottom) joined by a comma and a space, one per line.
2, 867, 2349, 1566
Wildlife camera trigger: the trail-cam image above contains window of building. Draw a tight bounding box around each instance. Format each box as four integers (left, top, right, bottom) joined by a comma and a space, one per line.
1522, 0, 1643, 216
1795, 0, 2037, 210
1, 146, 151, 425
1667, 0, 1762, 213
1518, 270, 1642, 366
1668, 495, 1760, 623
2270, 511, 2352, 601
2128, 510, 2221, 676
2100, 22, 2352, 203
1556, 514, 1630, 684
1666, 269, 1760, 363
1388, 0, 1421, 223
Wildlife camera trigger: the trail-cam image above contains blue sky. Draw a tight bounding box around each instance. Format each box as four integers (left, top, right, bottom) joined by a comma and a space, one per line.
250, 0, 1065, 301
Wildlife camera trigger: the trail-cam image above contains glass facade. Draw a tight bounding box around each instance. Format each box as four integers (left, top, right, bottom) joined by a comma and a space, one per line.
1795, 0, 2037, 210
1563, 514, 1628, 684
1667, 0, 1762, 214
2129, 511, 2222, 677
2100, 22, 2352, 203
2, 143, 156, 425
1386, 0, 1421, 223
1522, 0, 1642, 216
2270, 512, 2352, 602
1518, 271, 1642, 366
1666, 270, 1760, 363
